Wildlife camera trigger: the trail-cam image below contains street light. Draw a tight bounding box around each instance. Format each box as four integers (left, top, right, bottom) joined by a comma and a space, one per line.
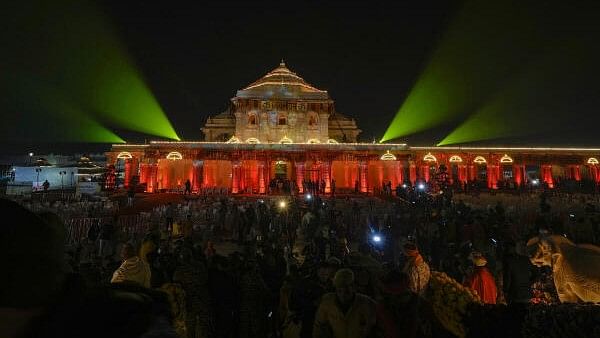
59, 170, 67, 195
35, 167, 42, 190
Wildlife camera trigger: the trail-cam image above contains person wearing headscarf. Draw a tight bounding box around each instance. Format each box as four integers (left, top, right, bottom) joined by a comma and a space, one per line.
463, 251, 497, 304
111, 243, 151, 288
402, 243, 430, 295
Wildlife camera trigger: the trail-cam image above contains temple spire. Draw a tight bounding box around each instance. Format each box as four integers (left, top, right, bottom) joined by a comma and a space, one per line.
280, 58, 286, 67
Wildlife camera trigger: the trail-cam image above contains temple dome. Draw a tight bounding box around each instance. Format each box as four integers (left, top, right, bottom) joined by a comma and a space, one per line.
236, 61, 330, 100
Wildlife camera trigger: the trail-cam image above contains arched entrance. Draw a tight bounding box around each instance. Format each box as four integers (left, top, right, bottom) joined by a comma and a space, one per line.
274, 160, 288, 179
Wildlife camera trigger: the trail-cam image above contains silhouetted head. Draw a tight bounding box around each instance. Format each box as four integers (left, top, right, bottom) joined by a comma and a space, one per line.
0, 199, 66, 308
333, 268, 355, 306
120, 243, 137, 261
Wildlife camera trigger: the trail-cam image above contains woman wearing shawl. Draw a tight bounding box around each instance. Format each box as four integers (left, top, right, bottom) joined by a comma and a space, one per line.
402, 243, 430, 295
463, 251, 497, 304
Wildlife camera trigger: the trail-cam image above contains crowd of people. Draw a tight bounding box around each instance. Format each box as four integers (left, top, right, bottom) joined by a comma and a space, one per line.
2, 182, 600, 337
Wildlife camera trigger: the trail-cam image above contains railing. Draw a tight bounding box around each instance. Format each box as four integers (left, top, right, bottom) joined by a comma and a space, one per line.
64, 214, 151, 245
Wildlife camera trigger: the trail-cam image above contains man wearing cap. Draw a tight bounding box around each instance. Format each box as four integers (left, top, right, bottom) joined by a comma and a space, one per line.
313, 268, 380, 338
463, 252, 497, 304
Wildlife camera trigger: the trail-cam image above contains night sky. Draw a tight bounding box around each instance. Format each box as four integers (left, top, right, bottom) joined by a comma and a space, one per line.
2, 0, 600, 155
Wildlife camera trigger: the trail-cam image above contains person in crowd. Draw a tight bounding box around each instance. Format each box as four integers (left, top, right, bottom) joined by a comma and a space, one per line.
111, 242, 151, 288
184, 179, 192, 195
0, 198, 177, 338
127, 187, 135, 207
182, 213, 194, 240
316, 257, 341, 293
98, 216, 116, 258
0, 199, 67, 338
165, 202, 175, 232
502, 241, 533, 304
239, 258, 270, 338
204, 240, 217, 259
173, 248, 214, 338
376, 270, 420, 338
402, 242, 431, 295
208, 255, 238, 338
313, 268, 380, 338
463, 251, 498, 304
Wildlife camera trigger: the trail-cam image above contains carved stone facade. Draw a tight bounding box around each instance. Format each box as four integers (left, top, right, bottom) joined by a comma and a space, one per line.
201, 61, 361, 143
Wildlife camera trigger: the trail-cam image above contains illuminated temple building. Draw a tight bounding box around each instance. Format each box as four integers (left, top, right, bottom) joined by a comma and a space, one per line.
107, 62, 600, 193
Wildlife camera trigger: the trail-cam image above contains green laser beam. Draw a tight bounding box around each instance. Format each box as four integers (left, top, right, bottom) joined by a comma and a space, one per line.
2, 74, 124, 143
3, 0, 179, 141
381, 0, 548, 142
439, 38, 592, 145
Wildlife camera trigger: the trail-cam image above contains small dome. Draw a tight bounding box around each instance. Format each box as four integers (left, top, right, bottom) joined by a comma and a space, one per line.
236, 61, 329, 100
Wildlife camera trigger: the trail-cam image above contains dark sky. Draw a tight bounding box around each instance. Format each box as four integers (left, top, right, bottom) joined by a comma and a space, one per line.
2, 0, 600, 155
101, 0, 459, 143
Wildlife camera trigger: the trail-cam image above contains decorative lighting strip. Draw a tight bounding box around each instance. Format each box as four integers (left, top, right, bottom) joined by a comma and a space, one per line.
413, 146, 600, 152
243, 82, 326, 92
112, 144, 149, 148
449, 155, 463, 163
279, 136, 293, 144
380, 150, 397, 161
500, 154, 513, 163
146, 140, 407, 146
473, 156, 487, 164
166, 152, 183, 160
116, 152, 133, 159
246, 138, 261, 144
226, 136, 241, 144
423, 152, 437, 162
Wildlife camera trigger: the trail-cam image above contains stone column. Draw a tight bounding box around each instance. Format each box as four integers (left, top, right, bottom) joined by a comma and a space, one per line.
232, 161, 241, 194
123, 159, 133, 188
323, 161, 331, 193
259, 161, 266, 194
421, 164, 430, 183
458, 165, 467, 184
192, 160, 203, 192
145, 162, 158, 193
396, 162, 404, 186
541, 164, 554, 188
295, 162, 305, 193
359, 161, 368, 193
512, 164, 523, 187
487, 164, 498, 189
409, 163, 417, 185
468, 165, 477, 182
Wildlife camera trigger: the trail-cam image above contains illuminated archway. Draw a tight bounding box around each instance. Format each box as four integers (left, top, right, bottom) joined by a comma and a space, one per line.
588, 157, 599, 165
500, 154, 513, 163
279, 136, 293, 144
380, 150, 397, 161
307, 138, 321, 144
166, 151, 183, 160
423, 152, 437, 162
449, 155, 463, 163
246, 138, 260, 144
117, 151, 133, 159
473, 156, 487, 164
327, 139, 339, 144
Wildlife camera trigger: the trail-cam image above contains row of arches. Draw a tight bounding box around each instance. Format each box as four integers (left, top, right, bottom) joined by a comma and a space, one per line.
379, 151, 600, 167
226, 136, 339, 144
